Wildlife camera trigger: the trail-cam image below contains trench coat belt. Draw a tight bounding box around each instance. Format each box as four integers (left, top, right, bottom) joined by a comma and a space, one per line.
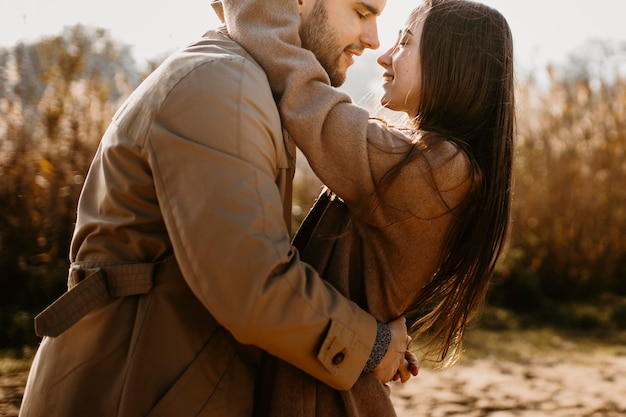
34, 261, 162, 338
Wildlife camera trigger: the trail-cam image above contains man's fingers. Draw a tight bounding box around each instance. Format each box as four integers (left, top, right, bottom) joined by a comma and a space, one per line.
372, 317, 409, 384
390, 351, 421, 384
397, 358, 412, 383
405, 350, 420, 376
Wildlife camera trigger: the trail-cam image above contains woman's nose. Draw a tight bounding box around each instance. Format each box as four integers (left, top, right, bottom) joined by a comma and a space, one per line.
377, 49, 392, 68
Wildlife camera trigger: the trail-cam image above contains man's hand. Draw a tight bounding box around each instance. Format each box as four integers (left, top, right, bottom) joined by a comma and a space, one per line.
372, 316, 408, 383
392, 350, 420, 383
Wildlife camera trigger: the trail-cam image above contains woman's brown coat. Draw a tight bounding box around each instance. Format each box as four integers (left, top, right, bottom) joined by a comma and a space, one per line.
221, 0, 473, 415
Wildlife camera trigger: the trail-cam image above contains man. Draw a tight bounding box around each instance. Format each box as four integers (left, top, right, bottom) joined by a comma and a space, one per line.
19, 0, 408, 416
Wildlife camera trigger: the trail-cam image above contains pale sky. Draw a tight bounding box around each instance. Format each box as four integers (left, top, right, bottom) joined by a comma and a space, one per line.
0, 0, 624, 73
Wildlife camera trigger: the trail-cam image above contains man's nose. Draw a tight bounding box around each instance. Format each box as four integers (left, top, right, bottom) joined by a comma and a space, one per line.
361, 21, 381, 50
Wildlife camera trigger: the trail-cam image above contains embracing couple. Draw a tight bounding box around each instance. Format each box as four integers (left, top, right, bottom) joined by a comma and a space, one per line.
19, 0, 515, 416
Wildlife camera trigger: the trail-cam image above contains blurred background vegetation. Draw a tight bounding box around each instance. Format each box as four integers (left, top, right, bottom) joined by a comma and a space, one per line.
1, 25, 625, 349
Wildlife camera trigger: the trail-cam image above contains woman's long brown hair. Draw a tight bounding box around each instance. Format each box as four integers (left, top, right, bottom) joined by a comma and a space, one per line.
403, 0, 515, 365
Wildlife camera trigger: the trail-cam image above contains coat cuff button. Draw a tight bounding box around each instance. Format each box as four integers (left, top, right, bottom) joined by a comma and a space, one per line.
332, 352, 345, 365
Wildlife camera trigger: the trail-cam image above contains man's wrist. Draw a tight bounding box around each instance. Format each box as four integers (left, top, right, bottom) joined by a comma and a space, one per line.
363, 321, 391, 373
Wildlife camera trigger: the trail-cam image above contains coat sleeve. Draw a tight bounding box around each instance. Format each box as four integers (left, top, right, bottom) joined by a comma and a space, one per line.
144, 57, 376, 390
218, 0, 476, 327
219, 0, 415, 214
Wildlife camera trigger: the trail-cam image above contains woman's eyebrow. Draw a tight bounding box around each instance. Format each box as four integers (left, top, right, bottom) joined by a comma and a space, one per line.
399, 27, 414, 37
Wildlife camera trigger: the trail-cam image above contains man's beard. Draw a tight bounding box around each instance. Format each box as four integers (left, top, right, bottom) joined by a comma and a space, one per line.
299, 0, 346, 87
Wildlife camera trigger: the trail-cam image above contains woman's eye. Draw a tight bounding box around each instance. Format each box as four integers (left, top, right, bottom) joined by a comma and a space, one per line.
356, 10, 367, 20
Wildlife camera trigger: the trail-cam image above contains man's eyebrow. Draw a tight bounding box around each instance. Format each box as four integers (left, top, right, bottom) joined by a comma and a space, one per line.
357, 1, 383, 16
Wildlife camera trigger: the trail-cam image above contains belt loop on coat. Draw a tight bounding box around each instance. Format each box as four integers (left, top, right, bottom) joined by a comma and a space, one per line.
34, 259, 167, 338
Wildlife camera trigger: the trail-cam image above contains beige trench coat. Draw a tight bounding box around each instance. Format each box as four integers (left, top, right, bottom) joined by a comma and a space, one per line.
19, 27, 378, 417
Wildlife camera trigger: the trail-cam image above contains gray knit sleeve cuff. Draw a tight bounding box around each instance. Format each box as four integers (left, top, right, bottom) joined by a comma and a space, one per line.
363, 321, 391, 373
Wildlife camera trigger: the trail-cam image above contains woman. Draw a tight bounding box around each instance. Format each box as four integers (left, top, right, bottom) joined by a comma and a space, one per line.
223, 0, 515, 415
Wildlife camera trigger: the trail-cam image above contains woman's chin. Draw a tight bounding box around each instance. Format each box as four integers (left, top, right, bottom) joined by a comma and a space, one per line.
379, 99, 398, 113
379, 96, 392, 109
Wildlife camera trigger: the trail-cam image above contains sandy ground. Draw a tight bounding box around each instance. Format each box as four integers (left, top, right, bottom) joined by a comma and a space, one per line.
389, 353, 626, 417
2, 347, 625, 416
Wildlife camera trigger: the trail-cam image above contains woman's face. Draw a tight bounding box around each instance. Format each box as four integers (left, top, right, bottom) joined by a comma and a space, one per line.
377, 10, 425, 118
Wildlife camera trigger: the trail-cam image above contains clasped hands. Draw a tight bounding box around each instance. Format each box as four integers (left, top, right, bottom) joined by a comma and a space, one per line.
372, 316, 420, 384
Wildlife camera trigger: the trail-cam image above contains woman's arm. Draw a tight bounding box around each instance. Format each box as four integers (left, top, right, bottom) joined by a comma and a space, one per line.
220, 0, 413, 211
